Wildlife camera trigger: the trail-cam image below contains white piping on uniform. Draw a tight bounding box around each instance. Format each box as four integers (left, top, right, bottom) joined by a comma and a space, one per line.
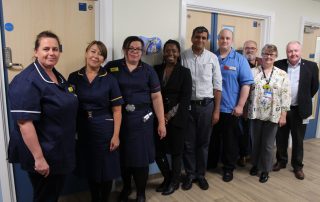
34, 62, 55, 84
11, 110, 41, 114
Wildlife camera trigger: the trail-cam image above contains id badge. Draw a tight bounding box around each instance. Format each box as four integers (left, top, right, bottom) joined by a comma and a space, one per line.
263, 91, 272, 99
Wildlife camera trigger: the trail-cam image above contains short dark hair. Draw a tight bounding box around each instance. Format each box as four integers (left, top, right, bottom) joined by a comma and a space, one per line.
86, 40, 108, 60
122, 36, 144, 50
34, 31, 61, 51
191, 26, 209, 38
163, 39, 181, 64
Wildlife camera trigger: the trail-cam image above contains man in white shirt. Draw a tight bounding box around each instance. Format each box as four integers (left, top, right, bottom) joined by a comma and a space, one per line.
273, 41, 319, 180
181, 26, 222, 190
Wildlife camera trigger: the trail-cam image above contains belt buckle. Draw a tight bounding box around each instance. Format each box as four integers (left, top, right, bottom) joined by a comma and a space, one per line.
125, 104, 135, 112
87, 111, 93, 118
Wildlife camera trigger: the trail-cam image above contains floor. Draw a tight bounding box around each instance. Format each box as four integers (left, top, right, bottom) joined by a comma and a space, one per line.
59, 139, 320, 202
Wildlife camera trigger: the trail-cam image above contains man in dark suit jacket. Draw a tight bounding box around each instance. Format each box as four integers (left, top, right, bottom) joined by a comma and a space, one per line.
273, 41, 319, 180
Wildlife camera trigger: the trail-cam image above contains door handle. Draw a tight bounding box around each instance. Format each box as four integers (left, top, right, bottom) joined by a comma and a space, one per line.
4, 47, 24, 70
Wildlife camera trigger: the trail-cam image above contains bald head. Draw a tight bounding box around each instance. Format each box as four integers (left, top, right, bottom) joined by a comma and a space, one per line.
218, 28, 233, 52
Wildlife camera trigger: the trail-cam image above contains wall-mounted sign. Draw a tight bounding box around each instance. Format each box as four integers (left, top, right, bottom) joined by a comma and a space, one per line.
5, 23, 14, 32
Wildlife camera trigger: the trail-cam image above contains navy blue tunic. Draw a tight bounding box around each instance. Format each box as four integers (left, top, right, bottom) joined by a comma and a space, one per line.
105, 59, 161, 167
8, 60, 78, 174
68, 67, 124, 181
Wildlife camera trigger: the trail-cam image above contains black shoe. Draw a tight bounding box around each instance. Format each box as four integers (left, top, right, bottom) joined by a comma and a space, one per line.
118, 187, 132, 202
156, 178, 170, 192
181, 177, 193, 190
162, 182, 179, 195
249, 166, 258, 176
198, 177, 209, 190
259, 172, 269, 183
136, 195, 146, 202
222, 171, 233, 182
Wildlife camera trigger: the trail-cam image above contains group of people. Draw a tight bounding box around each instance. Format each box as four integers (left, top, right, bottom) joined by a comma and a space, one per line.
7, 26, 318, 202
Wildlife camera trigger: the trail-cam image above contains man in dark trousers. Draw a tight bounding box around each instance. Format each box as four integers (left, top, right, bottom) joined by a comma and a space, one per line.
273, 41, 319, 180
237, 40, 263, 167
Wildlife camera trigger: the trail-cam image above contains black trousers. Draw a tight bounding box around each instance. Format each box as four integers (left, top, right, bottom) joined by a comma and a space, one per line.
238, 117, 251, 157
155, 122, 185, 183
88, 180, 113, 202
120, 166, 149, 198
183, 102, 213, 179
208, 113, 239, 171
276, 106, 307, 171
28, 172, 66, 202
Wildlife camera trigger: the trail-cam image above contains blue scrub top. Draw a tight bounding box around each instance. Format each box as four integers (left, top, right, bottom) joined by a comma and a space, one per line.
8, 60, 78, 174
215, 48, 254, 113
68, 67, 124, 112
105, 58, 161, 104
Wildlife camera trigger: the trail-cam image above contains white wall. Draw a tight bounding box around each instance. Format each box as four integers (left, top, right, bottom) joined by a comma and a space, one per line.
112, 0, 181, 64
111, 0, 320, 61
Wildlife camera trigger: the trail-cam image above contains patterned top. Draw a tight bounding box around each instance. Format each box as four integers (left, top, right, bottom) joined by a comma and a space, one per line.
248, 66, 291, 123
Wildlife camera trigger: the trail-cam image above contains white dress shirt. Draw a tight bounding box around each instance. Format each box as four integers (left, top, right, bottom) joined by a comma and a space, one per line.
181, 48, 222, 100
287, 60, 301, 106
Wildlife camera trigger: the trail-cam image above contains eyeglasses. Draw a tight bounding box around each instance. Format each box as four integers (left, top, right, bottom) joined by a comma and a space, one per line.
262, 53, 276, 57
128, 47, 143, 53
244, 47, 257, 51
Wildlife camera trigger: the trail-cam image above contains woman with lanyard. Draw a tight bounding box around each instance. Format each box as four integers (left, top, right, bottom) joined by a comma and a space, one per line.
105, 36, 166, 202
247, 44, 291, 183
154, 39, 192, 195
8, 31, 78, 201
68, 41, 123, 202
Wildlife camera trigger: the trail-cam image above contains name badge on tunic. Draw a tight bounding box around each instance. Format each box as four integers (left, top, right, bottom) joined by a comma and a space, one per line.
224, 65, 237, 71
110, 67, 119, 72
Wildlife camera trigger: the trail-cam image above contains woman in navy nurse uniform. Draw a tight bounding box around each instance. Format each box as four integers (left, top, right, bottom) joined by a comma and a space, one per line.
68, 41, 123, 202
105, 36, 166, 202
8, 31, 78, 202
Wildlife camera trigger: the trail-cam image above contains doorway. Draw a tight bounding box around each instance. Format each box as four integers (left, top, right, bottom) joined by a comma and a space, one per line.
186, 10, 263, 52
1, 0, 96, 201
302, 22, 320, 139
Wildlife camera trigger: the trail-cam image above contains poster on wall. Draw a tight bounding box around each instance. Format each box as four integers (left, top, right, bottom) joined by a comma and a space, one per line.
139, 36, 162, 55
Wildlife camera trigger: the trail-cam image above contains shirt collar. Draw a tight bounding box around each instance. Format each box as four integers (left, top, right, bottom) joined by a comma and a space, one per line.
33, 60, 64, 84
121, 58, 143, 68
216, 47, 235, 58
287, 59, 301, 68
77, 66, 107, 77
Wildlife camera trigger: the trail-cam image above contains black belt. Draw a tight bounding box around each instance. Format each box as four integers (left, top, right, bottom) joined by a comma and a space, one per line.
190, 98, 213, 106
124, 103, 150, 112
81, 109, 109, 118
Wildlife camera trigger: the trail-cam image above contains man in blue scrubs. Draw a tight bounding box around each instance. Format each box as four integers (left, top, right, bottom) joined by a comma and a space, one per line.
212, 28, 254, 182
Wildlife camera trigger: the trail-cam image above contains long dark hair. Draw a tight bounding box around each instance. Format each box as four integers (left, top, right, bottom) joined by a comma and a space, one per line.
163, 39, 181, 65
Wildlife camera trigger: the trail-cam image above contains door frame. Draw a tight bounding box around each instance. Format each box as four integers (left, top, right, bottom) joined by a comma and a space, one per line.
0, 1, 113, 201
180, 0, 275, 51
300, 16, 320, 139
95, 0, 113, 62
0, 4, 16, 201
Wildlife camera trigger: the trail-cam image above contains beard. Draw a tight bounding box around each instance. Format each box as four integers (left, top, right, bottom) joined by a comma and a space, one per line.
244, 54, 256, 61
